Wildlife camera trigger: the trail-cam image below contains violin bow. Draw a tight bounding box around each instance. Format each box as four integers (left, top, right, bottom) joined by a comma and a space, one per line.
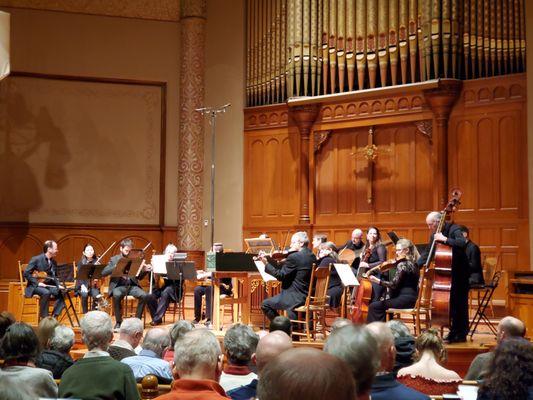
95, 241, 117, 265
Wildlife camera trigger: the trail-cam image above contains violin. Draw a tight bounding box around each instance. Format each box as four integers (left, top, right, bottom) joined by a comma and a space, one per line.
363, 255, 407, 278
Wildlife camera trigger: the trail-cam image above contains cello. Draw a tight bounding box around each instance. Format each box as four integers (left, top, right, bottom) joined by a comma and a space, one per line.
424, 188, 462, 329
349, 246, 374, 323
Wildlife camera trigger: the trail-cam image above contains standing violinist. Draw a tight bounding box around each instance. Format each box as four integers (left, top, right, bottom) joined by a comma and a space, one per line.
259, 231, 316, 324
75, 243, 102, 314
417, 212, 470, 343
358, 227, 387, 302
367, 239, 420, 322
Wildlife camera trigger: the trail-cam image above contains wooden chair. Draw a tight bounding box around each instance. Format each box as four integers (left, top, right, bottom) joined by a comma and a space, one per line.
469, 255, 500, 318
17, 261, 40, 324
386, 267, 434, 336
291, 264, 331, 342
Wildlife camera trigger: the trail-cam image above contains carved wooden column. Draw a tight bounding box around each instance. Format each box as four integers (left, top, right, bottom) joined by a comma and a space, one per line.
177, 0, 207, 250
291, 105, 320, 225
423, 79, 462, 208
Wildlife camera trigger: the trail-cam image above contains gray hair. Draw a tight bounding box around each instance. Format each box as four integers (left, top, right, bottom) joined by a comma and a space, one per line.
387, 320, 412, 339
119, 318, 144, 336
367, 322, 395, 353
223, 323, 259, 365
169, 320, 194, 346
50, 325, 75, 353
174, 329, 221, 375
330, 318, 352, 333
80, 311, 113, 351
292, 231, 309, 247
324, 324, 380, 396
499, 316, 526, 338
142, 328, 171, 358
426, 211, 442, 223
164, 243, 178, 256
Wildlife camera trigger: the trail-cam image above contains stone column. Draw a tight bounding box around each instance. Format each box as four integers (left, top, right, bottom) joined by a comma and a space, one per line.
177, 0, 207, 250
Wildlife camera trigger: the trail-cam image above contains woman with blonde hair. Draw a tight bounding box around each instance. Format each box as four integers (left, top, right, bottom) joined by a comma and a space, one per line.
397, 328, 461, 396
36, 317, 59, 350
317, 241, 343, 308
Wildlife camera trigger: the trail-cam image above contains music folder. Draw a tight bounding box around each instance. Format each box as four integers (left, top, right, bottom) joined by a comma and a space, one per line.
77, 264, 105, 281
111, 257, 143, 278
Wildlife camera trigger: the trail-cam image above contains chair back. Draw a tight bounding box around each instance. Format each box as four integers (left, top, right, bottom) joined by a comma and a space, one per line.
18, 261, 28, 292
482, 255, 501, 283
305, 264, 331, 308
417, 267, 434, 310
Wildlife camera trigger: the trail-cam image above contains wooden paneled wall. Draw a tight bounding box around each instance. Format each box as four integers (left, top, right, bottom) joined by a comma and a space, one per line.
243, 74, 528, 301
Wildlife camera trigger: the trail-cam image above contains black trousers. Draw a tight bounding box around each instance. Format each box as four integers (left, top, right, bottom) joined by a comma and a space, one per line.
79, 287, 101, 314
366, 294, 417, 323
153, 283, 184, 322
32, 286, 66, 318
261, 294, 300, 322
450, 279, 469, 337
111, 285, 156, 323
193, 285, 231, 322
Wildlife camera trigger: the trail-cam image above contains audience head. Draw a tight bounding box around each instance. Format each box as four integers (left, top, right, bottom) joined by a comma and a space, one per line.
37, 316, 59, 350
367, 322, 396, 373
387, 320, 415, 372
254, 331, 292, 373
173, 329, 223, 381
414, 328, 446, 363
351, 228, 363, 245
213, 242, 224, 253
269, 316, 292, 336
330, 318, 352, 333
312, 234, 327, 249
142, 328, 171, 358
318, 241, 339, 262
497, 316, 526, 342
387, 319, 412, 339
119, 239, 133, 256
0, 322, 40, 364
0, 311, 15, 341
223, 323, 259, 366
478, 338, 533, 400
169, 320, 194, 347
118, 317, 144, 348
43, 240, 58, 257
80, 311, 113, 351
425, 212, 442, 232
50, 325, 75, 354
290, 231, 309, 250
257, 347, 356, 400
325, 323, 379, 397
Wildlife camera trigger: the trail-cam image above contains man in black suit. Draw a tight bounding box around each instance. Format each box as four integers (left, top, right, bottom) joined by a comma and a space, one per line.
259, 231, 316, 323
337, 228, 365, 269
417, 212, 470, 343
102, 239, 155, 329
24, 240, 66, 319
459, 225, 485, 286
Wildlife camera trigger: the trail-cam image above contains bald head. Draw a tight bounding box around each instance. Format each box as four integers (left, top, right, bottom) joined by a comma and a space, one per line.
498, 316, 526, 341
257, 347, 356, 400
351, 229, 363, 244
367, 322, 395, 372
255, 331, 293, 373
142, 328, 171, 358
426, 212, 442, 232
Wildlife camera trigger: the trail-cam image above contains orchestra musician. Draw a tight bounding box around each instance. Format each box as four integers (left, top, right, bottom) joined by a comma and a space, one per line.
417, 212, 470, 343
150, 243, 185, 326
23, 240, 66, 319
459, 226, 484, 286
312, 234, 327, 253
75, 243, 102, 314
317, 241, 343, 310
259, 231, 316, 324
358, 227, 387, 302
193, 243, 232, 327
366, 239, 420, 322
101, 239, 156, 329
337, 228, 365, 269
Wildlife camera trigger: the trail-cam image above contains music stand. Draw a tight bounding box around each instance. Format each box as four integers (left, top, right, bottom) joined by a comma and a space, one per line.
111, 257, 143, 280
244, 237, 275, 254
55, 263, 80, 327
166, 261, 196, 319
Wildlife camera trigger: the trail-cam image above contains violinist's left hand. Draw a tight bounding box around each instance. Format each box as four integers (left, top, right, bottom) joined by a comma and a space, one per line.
368, 275, 380, 284
434, 232, 447, 243
141, 260, 153, 272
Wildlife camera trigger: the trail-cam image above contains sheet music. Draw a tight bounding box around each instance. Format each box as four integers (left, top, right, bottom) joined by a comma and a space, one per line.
151, 255, 168, 274
333, 263, 359, 286
254, 260, 277, 282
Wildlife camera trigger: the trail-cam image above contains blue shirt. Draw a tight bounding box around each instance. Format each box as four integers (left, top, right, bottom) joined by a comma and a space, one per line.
227, 379, 258, 400
121, 349, 173, 382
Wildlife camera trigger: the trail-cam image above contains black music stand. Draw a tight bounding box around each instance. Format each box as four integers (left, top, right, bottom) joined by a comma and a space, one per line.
111, 258, 143, 280
55, 263, 80, 327
166, 261, 196, 319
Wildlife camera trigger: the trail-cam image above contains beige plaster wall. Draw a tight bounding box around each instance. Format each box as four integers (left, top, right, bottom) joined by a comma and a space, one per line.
203, 0, 245, 251
0, 7, 180, 226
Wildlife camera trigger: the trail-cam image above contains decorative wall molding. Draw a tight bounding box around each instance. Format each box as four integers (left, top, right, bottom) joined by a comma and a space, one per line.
460, 73, 526, 107
244, 105, 289, 131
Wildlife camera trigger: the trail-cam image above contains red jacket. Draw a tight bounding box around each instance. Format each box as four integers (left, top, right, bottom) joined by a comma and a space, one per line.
156, 379, 228, 400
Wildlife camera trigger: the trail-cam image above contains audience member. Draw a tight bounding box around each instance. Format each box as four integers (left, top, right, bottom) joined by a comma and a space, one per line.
397, 328, 461, 396
257, 347, 356, 400
219, 323, 259, 392
465, 316, 526, 380
163, 319, 194, 363
122, 327, 173, 383
0, 311, 15, 341
366, 322, 429, 400
108, 317, 144, 361
59, 311, 140, 400
268, 315, 291, 337
0, 375, 33, 400
0, 322, 58, 398
227, 330, 293, 400
477, 338, 533, 400
330, 317, 352, 333
36, 324, 75, 378
324, 323, 379, 400
37, 316, 59, 350
156, 329, 227, 399
387, 319, 415, 373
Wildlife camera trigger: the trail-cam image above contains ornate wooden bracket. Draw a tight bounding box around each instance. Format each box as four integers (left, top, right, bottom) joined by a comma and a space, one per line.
314, 130, 332, 153
414, 120, 433, 141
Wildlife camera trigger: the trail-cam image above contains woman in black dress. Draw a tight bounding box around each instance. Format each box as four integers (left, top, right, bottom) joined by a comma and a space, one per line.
76, 243, 102, 314
317, 241, 343, 309
358, 227, 387, 302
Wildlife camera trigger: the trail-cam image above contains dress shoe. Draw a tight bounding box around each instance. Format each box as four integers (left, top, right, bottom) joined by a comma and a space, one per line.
444, 333, 467, 343
150, 320, 162, 326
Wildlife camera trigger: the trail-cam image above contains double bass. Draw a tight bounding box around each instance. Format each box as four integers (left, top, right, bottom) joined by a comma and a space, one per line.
424, 188, 462, 328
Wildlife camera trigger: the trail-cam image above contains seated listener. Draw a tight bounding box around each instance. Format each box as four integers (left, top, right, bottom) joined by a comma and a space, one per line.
23, 240, 66, 319
0, 322, 58, 399
36, 324, 75, 379
59, 311, 140, 400
268, 315, 291, 337
219, 324, 259, 392
156, 329, 228, 400
162, 319, 194, 363
121, 327, 173, 383
108, 317, 144, 361
36, 316, 59, 350
397, 329, 461, 396
387, 319, 416, 373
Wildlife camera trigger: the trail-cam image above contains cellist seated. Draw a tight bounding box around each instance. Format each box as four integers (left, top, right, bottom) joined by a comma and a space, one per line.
366, 239, 420, 323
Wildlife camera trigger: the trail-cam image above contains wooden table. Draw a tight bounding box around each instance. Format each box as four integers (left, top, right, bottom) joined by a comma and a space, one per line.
212, 271, 253, 331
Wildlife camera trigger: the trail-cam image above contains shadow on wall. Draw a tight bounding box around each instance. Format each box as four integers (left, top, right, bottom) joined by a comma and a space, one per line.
0, 83, 71, 224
